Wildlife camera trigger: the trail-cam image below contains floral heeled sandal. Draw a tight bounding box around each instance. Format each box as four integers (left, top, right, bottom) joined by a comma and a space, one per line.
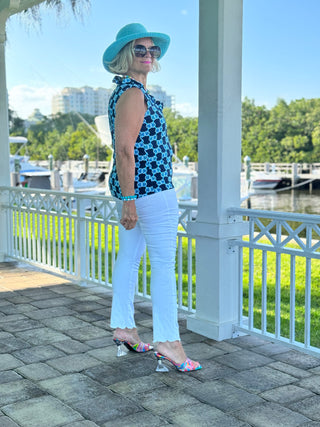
113, 338, 153, 357
154, 352, 202, 372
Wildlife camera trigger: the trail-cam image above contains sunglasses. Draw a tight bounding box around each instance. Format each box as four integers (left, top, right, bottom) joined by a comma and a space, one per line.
133, 44, 161, 59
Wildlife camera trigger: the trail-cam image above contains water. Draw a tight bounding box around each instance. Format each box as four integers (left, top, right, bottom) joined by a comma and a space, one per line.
242, 189, 320, 215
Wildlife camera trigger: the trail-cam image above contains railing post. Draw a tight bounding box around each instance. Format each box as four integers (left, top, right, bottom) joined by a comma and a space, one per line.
292, 163, 298, 187
83, 154, 89, 175
76, 198, 87, 285
48, 154, 54, 171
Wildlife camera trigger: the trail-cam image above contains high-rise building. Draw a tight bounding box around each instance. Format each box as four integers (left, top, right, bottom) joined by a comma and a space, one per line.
52, 86, 112, 116
148, 85, 175, 110
52, 84, 174, 116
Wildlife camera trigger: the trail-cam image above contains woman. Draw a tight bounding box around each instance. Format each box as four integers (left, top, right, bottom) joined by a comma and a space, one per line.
102, 23, 201, 372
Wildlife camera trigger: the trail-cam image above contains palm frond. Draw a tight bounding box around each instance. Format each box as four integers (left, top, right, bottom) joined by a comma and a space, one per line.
20, 0, 90, 28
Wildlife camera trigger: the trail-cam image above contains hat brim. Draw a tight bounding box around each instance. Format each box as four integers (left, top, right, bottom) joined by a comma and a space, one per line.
103, 31, 170, 72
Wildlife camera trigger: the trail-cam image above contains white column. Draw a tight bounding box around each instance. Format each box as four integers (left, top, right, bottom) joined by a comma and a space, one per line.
187, 0, 247, 340
0, 1, 48, 262
0, 11, 10, 261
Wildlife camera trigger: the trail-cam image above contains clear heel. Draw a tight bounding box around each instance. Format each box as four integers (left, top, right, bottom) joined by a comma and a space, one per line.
115, 342, 128, 357
156, 359, 169, 372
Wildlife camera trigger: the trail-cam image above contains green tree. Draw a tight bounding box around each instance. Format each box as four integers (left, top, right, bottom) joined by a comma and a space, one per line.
242, 97, 320, 163
163, 109, 198, 161
67, 122, 99, 160
9, 109, 26, 139
51, 112, 95, 133
241, 98, 271, 161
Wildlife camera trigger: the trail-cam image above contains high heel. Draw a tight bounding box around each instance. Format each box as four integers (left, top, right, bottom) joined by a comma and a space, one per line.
113, 338, 153, 356
154, 352, 202, 372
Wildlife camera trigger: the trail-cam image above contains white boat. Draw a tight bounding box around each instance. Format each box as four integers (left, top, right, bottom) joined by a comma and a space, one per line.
9, 136, 52, 189
172, 161, 198, 201
251, 172, 282, 190
9, 136, 107, 194
72, 170, 107, 195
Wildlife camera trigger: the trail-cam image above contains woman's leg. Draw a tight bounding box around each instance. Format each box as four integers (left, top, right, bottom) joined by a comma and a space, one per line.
110, 213, 146, 330
135, 189, 180, 342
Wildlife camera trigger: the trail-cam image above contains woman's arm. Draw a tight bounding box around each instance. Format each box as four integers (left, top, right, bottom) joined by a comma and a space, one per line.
115, 87, 146, 230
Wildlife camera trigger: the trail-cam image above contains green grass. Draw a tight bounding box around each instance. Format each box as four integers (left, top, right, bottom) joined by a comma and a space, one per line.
13, 213, 196, 309
13, 211, 320, 348
242, 242, 320, 348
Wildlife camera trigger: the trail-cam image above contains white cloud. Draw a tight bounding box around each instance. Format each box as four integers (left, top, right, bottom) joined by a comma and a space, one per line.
8, 85, 60, 119
181, 9, 188, 15
175, 102, 198, 117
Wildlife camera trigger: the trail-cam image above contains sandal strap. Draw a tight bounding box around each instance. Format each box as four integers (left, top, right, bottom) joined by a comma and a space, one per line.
177, 357, 200, 371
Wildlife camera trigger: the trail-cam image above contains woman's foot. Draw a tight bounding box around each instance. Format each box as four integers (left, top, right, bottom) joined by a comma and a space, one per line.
156, 340, 190, 365
155, 340, 201, 372
113, 327, 153, 353
113, 327, 141, 345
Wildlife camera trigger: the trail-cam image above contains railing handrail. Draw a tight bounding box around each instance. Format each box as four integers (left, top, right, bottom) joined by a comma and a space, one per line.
228, 206, 320, 223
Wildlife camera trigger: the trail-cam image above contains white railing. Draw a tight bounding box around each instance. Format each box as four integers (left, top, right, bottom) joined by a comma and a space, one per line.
3, 185, 320, 354
228, 207, 320, 355
245, 162, 320, 176
1, 186, 196, 313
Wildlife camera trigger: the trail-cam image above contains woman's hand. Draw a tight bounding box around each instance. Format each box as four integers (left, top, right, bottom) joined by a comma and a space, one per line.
120, 200, 138, 230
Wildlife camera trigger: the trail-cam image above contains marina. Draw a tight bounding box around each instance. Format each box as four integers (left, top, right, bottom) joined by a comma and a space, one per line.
243, 188, 320, 215
10, 146, 320, 216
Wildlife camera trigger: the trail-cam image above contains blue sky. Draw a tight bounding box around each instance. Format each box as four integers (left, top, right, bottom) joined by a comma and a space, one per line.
5, 0, 320, 119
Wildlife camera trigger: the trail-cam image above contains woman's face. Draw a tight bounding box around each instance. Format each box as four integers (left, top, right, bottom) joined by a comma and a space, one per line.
128, 37, 155, 75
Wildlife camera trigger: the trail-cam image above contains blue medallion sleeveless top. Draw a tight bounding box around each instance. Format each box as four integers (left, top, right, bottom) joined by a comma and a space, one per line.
108, 76, 174, 199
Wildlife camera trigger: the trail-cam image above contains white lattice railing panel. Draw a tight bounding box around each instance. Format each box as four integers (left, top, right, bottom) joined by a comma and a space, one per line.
228, 207, 320, 356
1, 186, 196, 313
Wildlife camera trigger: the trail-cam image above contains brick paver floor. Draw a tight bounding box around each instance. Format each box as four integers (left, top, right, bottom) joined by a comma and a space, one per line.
1, 261, 320, 426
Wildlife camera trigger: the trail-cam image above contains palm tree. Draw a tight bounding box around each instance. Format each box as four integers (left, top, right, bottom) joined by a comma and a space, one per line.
21, 0, 90, 25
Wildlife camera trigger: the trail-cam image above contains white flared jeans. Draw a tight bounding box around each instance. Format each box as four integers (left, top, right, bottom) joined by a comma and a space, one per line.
110, 188, 180, 342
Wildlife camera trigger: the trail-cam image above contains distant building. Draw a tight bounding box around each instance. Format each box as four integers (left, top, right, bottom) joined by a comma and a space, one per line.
52, 84, 174, 116
24, 108, 45, 129
147, 85, 175, 110
51, 86, 112, 116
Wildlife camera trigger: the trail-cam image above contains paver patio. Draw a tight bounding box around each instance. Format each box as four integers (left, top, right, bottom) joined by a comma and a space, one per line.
1, 261, 320, 426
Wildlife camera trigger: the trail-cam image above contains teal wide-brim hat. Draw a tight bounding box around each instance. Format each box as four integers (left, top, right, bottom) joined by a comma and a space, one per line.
103, 23, 170, 72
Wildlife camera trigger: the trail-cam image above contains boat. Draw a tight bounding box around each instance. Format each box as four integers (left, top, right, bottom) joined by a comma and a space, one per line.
250, 172, 282, 190
72, 170, 107, 195
172, 161, 198, 201
9, 118, 198, 202
9, 136, 52, 189
9, 136, 107, 195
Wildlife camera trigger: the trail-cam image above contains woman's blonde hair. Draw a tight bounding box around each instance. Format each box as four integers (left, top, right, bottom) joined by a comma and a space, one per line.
107, 40, 160, 74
